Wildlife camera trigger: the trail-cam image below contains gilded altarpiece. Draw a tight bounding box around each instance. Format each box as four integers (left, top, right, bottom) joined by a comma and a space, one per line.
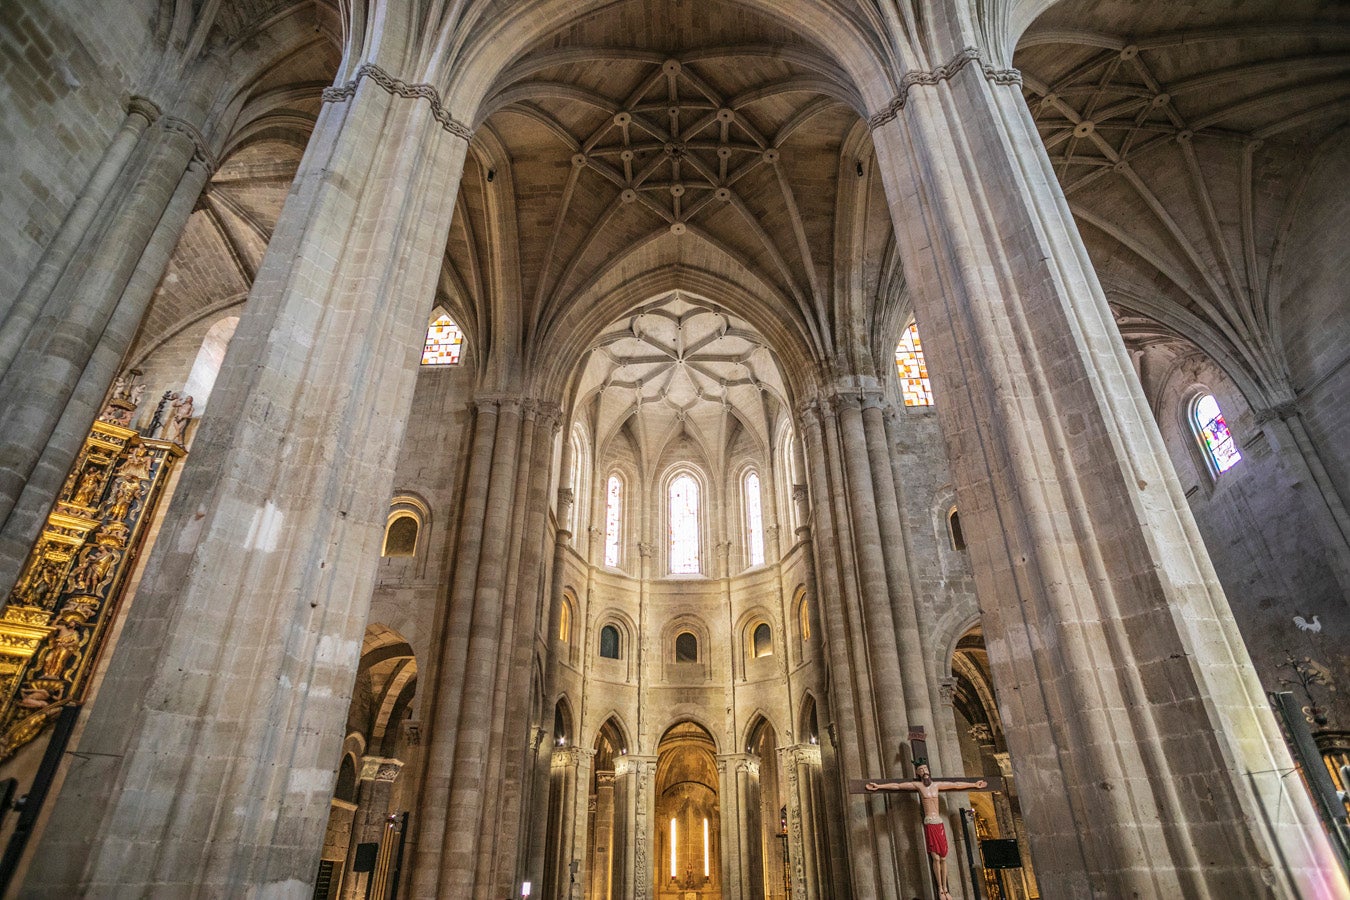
0, 417, 183, 760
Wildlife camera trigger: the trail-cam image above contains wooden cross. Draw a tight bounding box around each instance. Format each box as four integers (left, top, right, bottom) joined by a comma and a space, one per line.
847, 726, 1002, 794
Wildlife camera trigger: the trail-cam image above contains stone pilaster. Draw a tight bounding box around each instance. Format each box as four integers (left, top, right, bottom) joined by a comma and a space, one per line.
26, 61, 470, 896
870, 33, 1341, 897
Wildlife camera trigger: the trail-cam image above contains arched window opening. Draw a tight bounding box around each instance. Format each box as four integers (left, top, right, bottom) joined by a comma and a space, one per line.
669, 474, 701, 574
797, 595, 810, 643
778, 427, 799, 533
183, 315, 239, 413
1192, 393, 1241, 475
744, 470, 765, 567
334, 754, 358, 804
599, 624, 621, 660
568, 424, 589, 535
604, 474, 623, 567
675, 631, 698, 663
895, 321, 934, 407
382, 514, 419, 557
948, 508, 966, 552
553, 700, 571, 747
752, 623, 772, 658
558, 597, 573, 643
421, 311, 464, 366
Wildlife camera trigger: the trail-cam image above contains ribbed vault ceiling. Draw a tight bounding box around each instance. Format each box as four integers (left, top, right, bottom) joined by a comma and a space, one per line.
1016, 1, 1350, 405
575, 293, 787, 466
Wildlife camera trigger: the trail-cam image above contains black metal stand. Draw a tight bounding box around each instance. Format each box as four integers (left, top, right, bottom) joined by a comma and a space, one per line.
0, 704, 82, 895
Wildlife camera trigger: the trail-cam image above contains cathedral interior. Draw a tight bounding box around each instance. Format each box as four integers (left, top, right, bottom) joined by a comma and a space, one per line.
0, 0, 1347, 897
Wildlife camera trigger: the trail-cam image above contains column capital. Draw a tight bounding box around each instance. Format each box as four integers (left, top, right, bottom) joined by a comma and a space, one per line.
322, 62, 474, 142
159, 116, 217, 173
716, 753, 760, 777
938, 676, 959, 706
1254, 399, 1300, 426
779, 744, 822, 767
359, 756, 404, 782
125, 95, 162, 125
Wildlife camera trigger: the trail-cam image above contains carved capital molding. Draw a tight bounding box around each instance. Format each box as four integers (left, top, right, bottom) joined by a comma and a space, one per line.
780, 743, 822, 767
869, 47, 1022, 129
359, 756, 404, 782
1254, 399, 1300, 426
125, 95, 161, 126
160, 116, 217, 173
322, 63, 474, 142
939, 676, 959, 706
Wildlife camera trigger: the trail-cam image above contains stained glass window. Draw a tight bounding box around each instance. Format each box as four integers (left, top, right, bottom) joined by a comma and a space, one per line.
669, 474, 701, 574
1193, 394, 1241, 474
744, 470, 765, 567
895, 321, 933, 407
604, 475, 623, 567
752, 623, 772, 658
421, 313, 464, 366
600, 624, 620, 659
558, 598, 572, 642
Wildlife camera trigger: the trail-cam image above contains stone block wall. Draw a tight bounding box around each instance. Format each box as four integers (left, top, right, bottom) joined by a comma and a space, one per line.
0, 0, 158, 306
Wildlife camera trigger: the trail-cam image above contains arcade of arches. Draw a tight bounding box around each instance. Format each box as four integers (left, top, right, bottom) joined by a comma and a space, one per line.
0, 0, 1347, 897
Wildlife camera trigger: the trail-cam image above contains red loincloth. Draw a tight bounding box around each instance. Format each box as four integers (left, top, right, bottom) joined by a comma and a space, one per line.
924, 822, 948, 858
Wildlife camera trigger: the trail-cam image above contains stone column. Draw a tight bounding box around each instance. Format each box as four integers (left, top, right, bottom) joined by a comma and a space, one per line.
543, 748, 583, 900
611, 754, 654, 900
589, 770, 616, 900
343, 757, 404, 900
780, 744, 820, 900
717, 753, 761, 900
869, 36, 1343, 897
797, 402, 891, 898
992, 751, 1038, 900
26, 62, 471, 896
0, 96, 157, 373
0, 111, 213, 596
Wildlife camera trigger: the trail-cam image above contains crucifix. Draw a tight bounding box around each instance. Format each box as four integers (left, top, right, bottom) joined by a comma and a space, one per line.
848, 726, 1001, 900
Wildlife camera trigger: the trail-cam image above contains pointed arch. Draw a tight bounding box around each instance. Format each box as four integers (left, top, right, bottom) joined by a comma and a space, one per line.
421, 306, 466, 366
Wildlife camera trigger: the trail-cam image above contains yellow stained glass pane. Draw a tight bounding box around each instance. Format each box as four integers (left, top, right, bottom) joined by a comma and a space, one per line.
422, 313, 464, 366
895, 321, 933, 407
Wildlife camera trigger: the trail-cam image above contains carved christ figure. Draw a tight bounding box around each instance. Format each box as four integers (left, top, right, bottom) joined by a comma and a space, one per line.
866, 763, 986, 900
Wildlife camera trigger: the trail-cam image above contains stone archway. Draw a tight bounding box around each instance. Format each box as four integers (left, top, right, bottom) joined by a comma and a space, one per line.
656, 721, 723, 899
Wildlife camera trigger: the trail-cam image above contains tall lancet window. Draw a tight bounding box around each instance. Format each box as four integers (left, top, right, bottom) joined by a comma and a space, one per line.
1193, 394, 1241, 475
895, 321, 933, 406
669, 474, 701, 574
744, 470, 765, 567
421, 312, 464, 366
604, 474, 623, 567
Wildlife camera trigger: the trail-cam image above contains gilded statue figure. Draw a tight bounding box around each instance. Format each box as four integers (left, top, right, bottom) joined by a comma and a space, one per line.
36, 621, 83, 680
71, 468, 106, 507
109, 477, 144, 521
70, 544, 118, 594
